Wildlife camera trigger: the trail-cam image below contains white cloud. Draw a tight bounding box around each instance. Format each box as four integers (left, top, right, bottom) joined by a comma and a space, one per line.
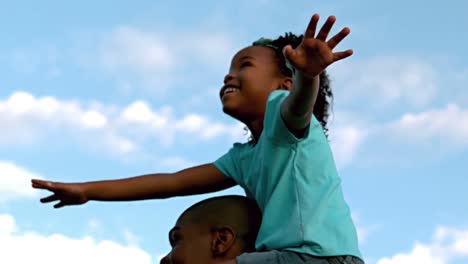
0, 91, 136, 154
0, 92, 243, 156
329, 103, 468, 168
330, 125, 367, 169
333, 56, 438, 108
96, 26, 237, 96
174, 113, 242, 140
123, 229, 141, 247
121, 101, 170, 129
327, 111, 370, 169
6, 93, 464, 168
178, 32, 237, 67
101, 26, 237, 70
97, 26, 176, 95
377, 226, 468, 264
324, 55, 468, 167
117, 100, 244, 145
360, 103, 468, 165
378, 244, 445, 264
0, 214, 156, 264
103, 134, 138, 154
80, 110, 108, 129
101, 26, 174, 74
0, 161, 42, 203
351, 213, 378, 245
386, 104, 468, 145
85, 218, 103, 235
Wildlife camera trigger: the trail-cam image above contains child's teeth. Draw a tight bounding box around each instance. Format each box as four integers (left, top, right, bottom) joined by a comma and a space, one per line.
224, 88, 239, 95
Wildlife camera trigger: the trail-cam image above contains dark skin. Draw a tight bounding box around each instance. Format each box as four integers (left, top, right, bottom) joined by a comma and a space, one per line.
31, 164, 234, 208
282, 14, 351, 136
161, 196, 261, 264
31, 14, 352, 212
222, 14, 351, 140
160, 218, 241, 264
221, 45, 292, 140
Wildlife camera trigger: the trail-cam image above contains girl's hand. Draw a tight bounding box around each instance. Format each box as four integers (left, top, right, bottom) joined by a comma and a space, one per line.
31, 179, 89, 208
283, 14, 353, 78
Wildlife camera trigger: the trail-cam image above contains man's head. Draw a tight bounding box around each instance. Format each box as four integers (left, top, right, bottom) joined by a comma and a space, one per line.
160, 195, 262, 264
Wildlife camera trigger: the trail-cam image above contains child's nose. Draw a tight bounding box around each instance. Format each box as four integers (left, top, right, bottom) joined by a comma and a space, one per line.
224, 73, 235, 84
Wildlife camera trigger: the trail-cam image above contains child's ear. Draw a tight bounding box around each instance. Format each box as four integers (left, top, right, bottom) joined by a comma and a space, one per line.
211, 226, 236, 257
278, 77, 293, 91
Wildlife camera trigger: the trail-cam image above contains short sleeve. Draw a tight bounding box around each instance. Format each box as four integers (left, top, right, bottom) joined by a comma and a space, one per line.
264, 90, 320, 145
213, 143, 242, 183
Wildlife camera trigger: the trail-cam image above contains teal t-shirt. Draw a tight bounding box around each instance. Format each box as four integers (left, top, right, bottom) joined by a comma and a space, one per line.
214, 90, 362, 258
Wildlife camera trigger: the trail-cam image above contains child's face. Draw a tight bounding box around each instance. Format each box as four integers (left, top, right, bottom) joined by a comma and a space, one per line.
220, 46, 285, 120
160, 219, 213, 264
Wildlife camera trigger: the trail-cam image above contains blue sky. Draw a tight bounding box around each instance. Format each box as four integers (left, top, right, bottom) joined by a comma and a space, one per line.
1, 0, 467, 263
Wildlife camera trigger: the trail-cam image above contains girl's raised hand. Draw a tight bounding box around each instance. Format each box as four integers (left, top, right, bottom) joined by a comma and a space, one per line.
283, 14, 353, 78
31, 179, 89, 208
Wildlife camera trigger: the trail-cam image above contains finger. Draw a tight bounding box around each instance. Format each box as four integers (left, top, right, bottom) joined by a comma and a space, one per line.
31, 179, 47, 185
304, 14, 320, 39
54, 202, 66, 209
32, 182, 46, 189
316, 16, 336, 41
327, 27, 351, 50
31, 179, 55, 190
282, 45, 295, 61
333, 49, 354, 62
40, 194, 59, 203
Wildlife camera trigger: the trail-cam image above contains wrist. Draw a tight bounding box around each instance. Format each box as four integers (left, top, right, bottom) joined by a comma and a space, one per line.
295, 71, 319, 82
81, 182, 94, 201
293, 72, 319, 88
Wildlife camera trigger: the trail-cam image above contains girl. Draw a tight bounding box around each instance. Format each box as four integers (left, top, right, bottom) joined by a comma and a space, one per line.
32, 14, 364, 264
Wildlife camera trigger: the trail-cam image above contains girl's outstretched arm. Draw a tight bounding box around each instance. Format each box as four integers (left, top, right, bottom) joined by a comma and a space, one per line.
31, 164, 236, 208
281, 14, 353, 132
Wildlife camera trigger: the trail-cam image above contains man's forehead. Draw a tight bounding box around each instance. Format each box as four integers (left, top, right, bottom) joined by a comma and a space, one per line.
174, 215, 201, 230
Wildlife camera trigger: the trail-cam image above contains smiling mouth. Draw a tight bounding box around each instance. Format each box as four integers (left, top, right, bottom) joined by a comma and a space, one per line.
220, 85, 240, 98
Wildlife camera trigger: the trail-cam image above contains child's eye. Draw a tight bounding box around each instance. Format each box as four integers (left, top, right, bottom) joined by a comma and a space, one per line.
240, 61, 252, 68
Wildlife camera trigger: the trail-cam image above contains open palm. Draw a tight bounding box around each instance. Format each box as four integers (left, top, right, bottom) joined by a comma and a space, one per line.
284, 14, 353, 78
31, 179, 88, 208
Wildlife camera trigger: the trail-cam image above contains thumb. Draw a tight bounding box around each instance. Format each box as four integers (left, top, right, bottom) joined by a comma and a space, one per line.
282, 45, 294, 60
54, 201, 66, 209
283, 45, 296, 59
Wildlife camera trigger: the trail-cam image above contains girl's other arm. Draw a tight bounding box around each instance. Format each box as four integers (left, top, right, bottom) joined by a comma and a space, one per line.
281, 73, 319, 133
31, 164, 236, 208
281, 14, 352, 132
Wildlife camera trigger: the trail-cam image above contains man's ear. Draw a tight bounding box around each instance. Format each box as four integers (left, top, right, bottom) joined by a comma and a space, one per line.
211, 226, 237, 257
277, 77, 293, 91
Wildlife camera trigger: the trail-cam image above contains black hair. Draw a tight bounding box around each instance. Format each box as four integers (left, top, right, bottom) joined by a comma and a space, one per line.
252, 33, 333, 138
180, 195, 262, 252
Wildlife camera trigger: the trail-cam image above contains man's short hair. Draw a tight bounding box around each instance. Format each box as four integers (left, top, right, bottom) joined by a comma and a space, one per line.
179, 195, 262, 252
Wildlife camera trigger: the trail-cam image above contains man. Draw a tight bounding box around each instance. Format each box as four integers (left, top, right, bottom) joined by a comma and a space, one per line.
160, 195, 262, 264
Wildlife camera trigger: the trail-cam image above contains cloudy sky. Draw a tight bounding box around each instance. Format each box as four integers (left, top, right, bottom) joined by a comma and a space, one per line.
1, 0, 467, 263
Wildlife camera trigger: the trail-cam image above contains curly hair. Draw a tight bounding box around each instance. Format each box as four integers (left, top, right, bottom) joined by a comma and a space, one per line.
252, 33, 333, 138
